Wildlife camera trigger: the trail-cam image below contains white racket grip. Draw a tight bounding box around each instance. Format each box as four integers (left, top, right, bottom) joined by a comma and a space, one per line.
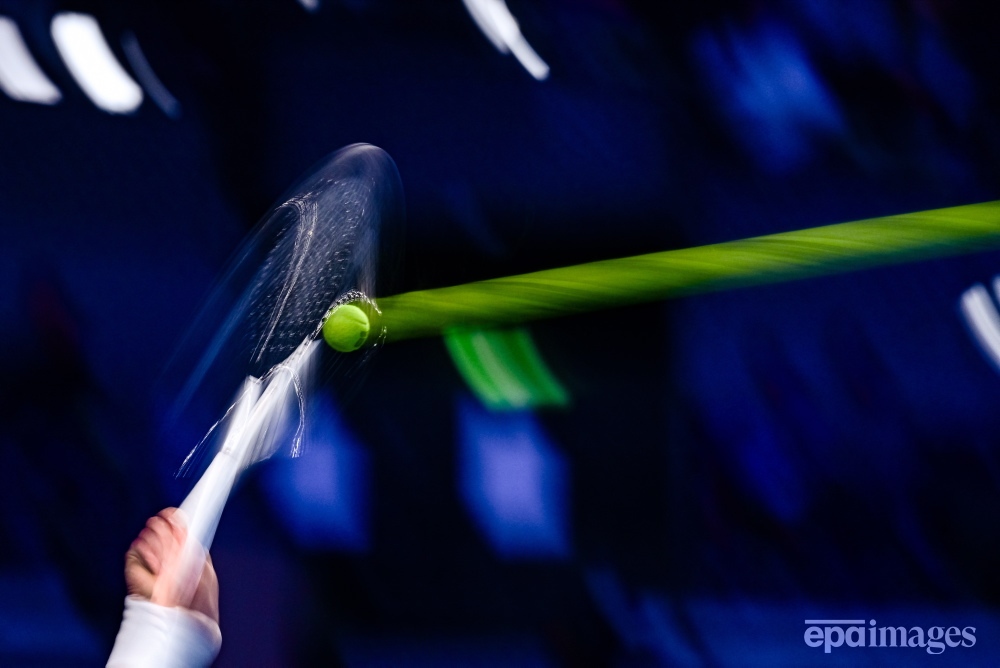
177, 448, 241, 553
172, 447, 241, 605
169, 450, 240, 608
178, 376, 261, 551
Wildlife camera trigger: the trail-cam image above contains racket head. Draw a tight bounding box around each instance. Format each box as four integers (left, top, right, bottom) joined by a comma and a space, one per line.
158, 143, 404, 475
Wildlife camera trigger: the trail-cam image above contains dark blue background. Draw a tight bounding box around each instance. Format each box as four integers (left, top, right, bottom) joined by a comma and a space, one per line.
2, 0, 1000, 665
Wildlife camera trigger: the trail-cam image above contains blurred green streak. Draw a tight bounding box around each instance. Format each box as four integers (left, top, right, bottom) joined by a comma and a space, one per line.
444, 328, 569, 411
376, 200, 1000, 342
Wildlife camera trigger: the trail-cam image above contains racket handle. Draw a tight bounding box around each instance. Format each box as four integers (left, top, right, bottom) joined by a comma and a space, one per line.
177, 449, 241, 551
166, 450, 241, 606
178, 375, 262, 550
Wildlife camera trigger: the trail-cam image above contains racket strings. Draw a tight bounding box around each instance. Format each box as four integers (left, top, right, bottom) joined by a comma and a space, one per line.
241, 180, 375, 372
169, 144, 401, 479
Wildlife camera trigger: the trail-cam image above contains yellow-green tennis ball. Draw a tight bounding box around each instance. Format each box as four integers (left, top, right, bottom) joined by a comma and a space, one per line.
323, 304, 370, 352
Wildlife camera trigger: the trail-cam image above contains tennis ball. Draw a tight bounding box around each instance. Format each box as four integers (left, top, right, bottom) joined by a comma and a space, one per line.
323, 303, 370, 352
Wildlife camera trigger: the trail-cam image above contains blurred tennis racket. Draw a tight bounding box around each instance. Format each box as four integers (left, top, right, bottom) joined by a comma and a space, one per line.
158, 144, 402, 591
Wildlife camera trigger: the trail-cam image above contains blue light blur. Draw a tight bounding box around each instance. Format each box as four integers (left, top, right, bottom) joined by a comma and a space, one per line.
458, 397, 569, 559
5, 0, 1000, 663
585, 568, 702, 664
260, 392, 370, 552
693, 18, 845, 172
0, 570, 102, 664
794, 0, 902, 69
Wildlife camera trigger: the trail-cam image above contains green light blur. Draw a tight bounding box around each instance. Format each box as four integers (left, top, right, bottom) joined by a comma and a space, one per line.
373, 200, 1000, 342
444, 327, 569, 411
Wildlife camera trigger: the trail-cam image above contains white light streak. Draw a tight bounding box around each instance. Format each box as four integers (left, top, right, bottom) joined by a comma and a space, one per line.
960, 283, 1000, 373
0, 16, 62, 104
51, 12, 143, 114
462, 0, 550, 80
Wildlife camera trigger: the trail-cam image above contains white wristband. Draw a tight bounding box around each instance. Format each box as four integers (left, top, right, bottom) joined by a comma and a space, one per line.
106, 596, 221, 668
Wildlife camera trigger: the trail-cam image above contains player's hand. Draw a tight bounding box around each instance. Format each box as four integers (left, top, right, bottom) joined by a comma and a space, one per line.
124, 508, 220, 625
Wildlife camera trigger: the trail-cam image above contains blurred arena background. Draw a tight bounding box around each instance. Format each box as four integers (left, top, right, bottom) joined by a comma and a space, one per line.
2, 0, 1000, 665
